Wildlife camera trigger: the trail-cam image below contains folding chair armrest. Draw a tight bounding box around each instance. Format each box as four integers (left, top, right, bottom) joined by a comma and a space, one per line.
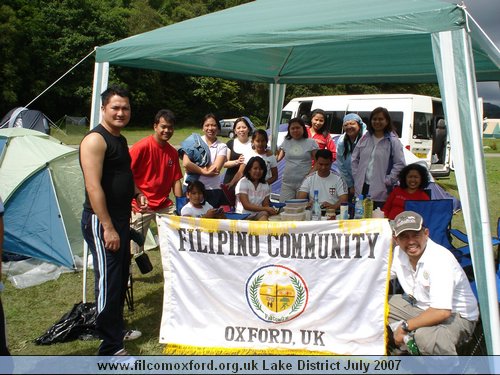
175, 196, 188, 215
450, 228, 469, 244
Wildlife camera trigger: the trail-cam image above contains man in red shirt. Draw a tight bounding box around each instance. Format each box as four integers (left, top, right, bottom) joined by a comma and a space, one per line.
130, 109, 183, 254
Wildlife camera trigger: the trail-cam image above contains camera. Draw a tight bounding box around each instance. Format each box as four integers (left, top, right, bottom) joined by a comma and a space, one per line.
130, 228, 145, 246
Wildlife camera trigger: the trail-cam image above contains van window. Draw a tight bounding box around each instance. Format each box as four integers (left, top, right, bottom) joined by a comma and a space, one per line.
280, 111, 292, 125
390, 112, 404, 137
332, 111, 404, 137
325, 111, 344, 134
432, 100, 444, 118
298, 101, 313, 123
413, 112, 432, 139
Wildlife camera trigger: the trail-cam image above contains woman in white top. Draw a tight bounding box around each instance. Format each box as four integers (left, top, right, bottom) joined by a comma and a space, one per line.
182, 114, 227, 207
224, 117, 253, 188
277, 117, 318, 202
235, 157, 278, 221
243, 129, 278, 186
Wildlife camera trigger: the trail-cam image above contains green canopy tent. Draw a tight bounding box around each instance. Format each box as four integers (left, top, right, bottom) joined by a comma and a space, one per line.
93, 0, 500, 353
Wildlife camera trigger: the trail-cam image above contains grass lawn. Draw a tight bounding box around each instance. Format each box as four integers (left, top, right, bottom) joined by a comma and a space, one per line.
483, 138, 498, 153
51, 123, 206, 146
437, 157, 499, 241
2, 127, 498, 355
3, 251, 166, 355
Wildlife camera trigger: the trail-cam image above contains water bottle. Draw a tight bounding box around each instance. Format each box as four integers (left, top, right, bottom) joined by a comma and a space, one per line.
311, 190, 321, 221
354, 194, 364, 219
404, 333, 420, 355
363, 194, 373, 218
340, 202, 349, 220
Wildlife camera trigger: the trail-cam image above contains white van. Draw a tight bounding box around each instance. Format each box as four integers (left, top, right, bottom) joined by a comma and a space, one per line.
280, 94, 451, 177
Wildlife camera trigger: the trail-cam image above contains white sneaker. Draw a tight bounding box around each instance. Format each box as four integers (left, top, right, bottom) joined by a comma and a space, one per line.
123, 329, 142, 341
111, 349, 137, 366
113, 348, 130, 356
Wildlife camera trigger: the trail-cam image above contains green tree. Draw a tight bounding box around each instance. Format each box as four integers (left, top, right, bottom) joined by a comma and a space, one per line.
0, 0, 133, 120
0, 0, 442, 129
0, 1, 37, 112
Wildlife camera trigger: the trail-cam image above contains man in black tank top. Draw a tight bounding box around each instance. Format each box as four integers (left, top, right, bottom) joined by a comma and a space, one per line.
80, 86, 147, 356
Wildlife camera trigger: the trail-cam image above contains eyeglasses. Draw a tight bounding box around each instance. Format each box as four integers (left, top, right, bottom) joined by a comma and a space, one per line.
402, 293, 417, 306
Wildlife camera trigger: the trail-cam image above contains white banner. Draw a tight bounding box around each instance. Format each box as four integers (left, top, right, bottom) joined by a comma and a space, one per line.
158, 216, 392, 355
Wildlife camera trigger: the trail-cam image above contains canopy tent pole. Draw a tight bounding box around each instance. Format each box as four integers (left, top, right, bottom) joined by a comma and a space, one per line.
48, 168, 76, 270
269, 83, 286, 153
83, 61, 109, 302
89, 61, 109, 130
432, 29, 500, 355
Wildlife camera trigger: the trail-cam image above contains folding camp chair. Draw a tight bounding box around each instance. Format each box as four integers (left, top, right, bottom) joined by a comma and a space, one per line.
404, 199, 454, 251
450, 217, 500, 268
220, 183, 236, 212
469, 261, 500, 302
175, 196, 188, 215
404, 199, 477, 281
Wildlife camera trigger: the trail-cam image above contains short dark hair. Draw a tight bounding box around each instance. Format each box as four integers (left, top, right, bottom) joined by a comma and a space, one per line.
368, 107, 394, 135
315, 148, 333, 161
186, 180, 206, 196
101, 85, 130, 106
154, 109, 176, 125
243, 156, 267, 184
201, 113, 220, 130
252, 129, 269, 146
285, 117, 308, 140
399, 163, 430, 189
233, 117, 253, 135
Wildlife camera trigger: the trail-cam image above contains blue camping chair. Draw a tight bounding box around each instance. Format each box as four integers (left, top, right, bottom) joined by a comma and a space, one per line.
403, 198, 479, 281
450, 217, 500, 262
176, 194, 251, 219
404, 199, 454, 251
450, 217, 500, 287
175, 196, 188, 215
469, 261, 500, 303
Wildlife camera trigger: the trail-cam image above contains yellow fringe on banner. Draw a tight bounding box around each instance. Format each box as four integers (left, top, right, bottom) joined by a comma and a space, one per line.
163, 344, 335, 355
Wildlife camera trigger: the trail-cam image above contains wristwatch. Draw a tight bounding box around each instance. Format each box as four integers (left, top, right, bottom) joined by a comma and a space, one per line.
401, 320, 411, 332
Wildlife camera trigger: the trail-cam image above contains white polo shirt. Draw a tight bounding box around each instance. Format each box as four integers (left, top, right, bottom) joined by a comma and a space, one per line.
298, 171, 348, 205
391, 238, 479, 321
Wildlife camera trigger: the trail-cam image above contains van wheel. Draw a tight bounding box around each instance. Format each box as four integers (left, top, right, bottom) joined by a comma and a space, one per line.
228, 131, 234, 139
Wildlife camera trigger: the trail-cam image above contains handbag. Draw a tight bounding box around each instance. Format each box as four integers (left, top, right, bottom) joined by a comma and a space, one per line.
134, 251, 153, 274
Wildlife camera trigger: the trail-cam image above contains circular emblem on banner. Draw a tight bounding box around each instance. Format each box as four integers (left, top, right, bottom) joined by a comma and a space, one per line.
245, 264, 308, 323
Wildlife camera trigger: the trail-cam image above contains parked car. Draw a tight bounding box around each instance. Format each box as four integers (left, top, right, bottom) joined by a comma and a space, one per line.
219, 116, 256, 138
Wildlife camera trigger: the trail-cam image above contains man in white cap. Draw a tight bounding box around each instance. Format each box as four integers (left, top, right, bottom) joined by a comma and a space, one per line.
388, 211, 479, 355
